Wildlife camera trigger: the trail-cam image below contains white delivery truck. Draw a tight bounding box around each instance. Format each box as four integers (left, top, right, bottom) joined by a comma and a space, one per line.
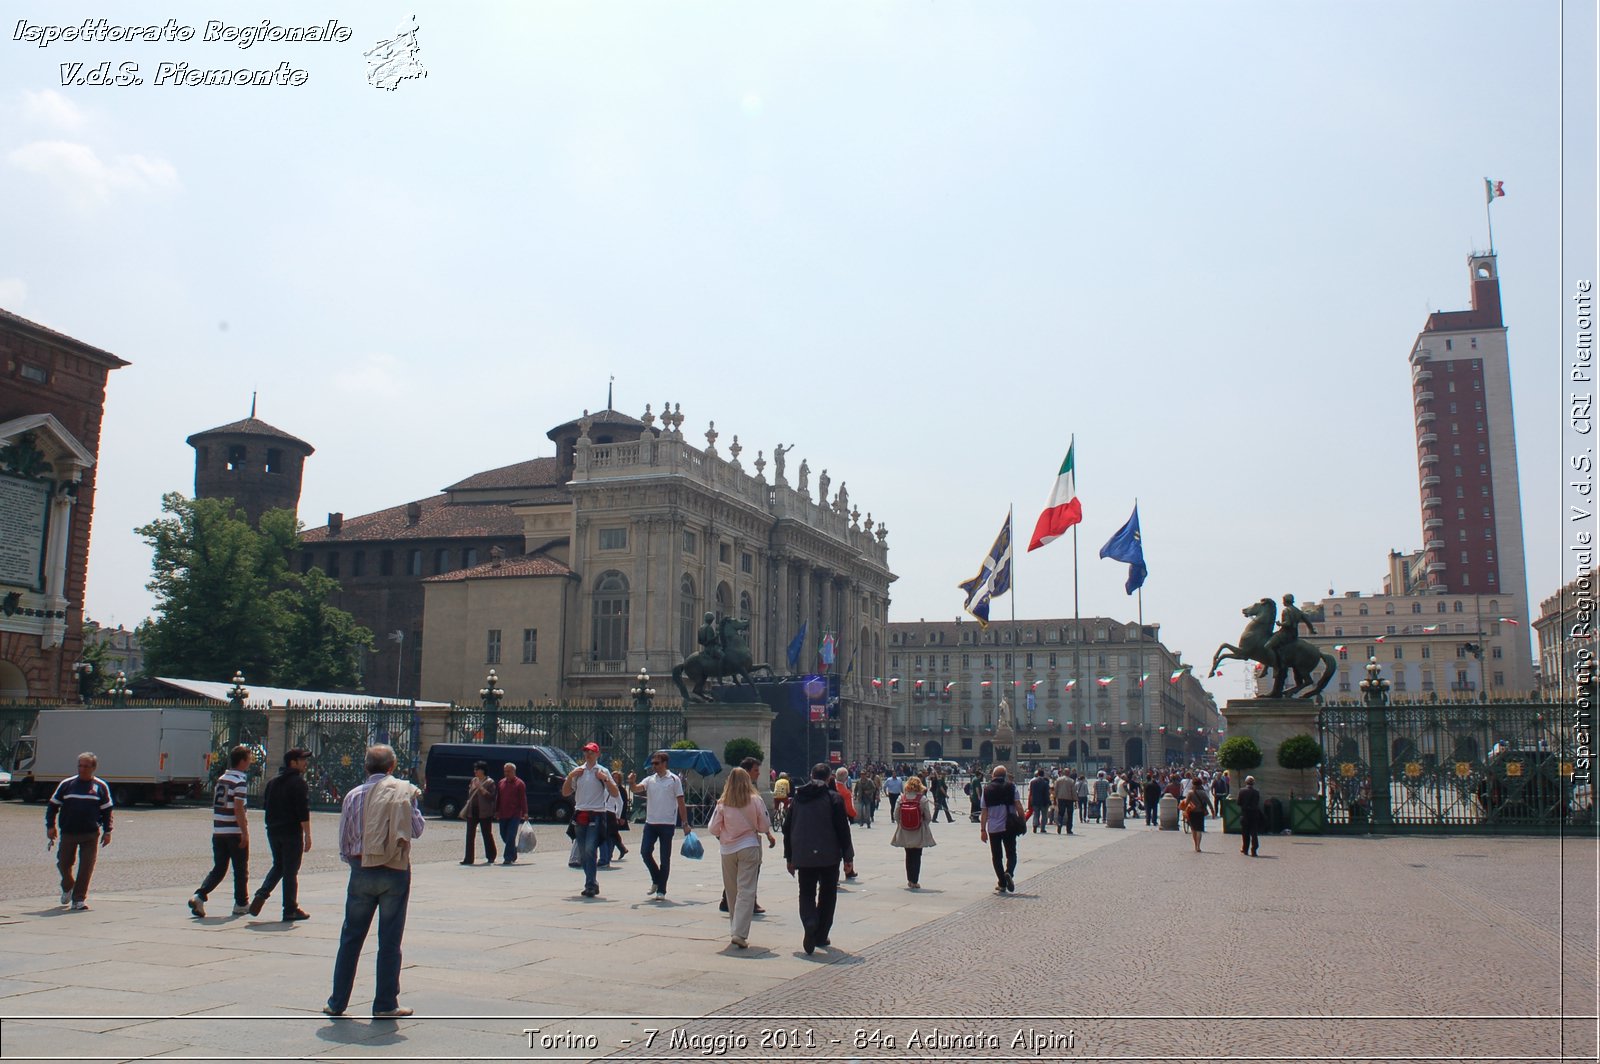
12, 708, 213, 806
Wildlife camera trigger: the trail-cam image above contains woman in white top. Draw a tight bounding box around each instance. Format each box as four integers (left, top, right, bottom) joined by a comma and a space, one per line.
705, 768, 775, 949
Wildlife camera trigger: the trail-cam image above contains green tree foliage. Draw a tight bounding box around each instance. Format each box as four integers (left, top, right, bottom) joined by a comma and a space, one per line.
136, 493, 372, 688
1216, 736, 1263, 774
723, 737, 764, 767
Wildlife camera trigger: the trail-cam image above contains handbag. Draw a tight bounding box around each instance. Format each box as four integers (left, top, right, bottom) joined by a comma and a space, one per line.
679, 829, 704, 860
516, 821, 537, 854
1004, 804, 1027, 836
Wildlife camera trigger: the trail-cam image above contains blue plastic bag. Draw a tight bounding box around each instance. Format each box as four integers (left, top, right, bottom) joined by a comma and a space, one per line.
679, 829, 704, 860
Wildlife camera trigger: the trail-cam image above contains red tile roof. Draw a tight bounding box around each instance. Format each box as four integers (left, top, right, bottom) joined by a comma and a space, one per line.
0, 306, 129, 368
423, 552, 576, 582
186, 417, 315, 452
444, 456, 566, 492
302, 494, 525, 543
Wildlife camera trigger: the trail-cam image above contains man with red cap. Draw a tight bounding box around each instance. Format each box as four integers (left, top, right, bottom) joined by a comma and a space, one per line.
561, 741, 619, 898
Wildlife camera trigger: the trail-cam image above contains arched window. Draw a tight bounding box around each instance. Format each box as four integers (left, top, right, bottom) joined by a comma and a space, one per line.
593, 571, 630, 662
739, 590, 752, 621
716, 581, 733, 619
679, 574, 698, 659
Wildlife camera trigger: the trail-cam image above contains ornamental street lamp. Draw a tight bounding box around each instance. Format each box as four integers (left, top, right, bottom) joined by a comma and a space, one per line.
1359, 656, 1391, 708
631, 669, 656, 772
479, 668, 504, 743
227, 670, 249, 748
110, 671, 129, 708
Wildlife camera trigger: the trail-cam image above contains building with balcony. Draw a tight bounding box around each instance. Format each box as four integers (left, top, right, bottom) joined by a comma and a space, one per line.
1533, 575, 1594, 702
300, 402, 895, 757
885, 616, 1219, 769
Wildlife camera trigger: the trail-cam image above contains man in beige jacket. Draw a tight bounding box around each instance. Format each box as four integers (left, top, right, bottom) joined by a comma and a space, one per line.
325, 745, 424, 1019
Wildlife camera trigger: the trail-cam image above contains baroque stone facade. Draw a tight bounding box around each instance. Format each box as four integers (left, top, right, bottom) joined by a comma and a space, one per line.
302, 404, 896, 760
0, 308, 127, 701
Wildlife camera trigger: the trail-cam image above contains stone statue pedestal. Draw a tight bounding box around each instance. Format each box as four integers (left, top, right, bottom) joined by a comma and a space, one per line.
1221, 698, 1322, 805
682, 701, 777, 794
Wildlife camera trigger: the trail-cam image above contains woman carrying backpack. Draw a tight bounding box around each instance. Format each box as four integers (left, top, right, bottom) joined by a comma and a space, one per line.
890, 775, 936, 890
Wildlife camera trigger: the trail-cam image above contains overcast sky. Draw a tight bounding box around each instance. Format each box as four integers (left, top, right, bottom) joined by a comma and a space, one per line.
3, 0, 1594, 704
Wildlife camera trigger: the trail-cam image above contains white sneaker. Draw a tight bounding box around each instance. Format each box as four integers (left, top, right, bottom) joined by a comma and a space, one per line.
231, 903, 251, 915
188, 894, 205, 918
59, 889, 70, 906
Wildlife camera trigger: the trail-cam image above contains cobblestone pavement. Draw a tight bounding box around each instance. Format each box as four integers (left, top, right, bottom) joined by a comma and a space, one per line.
0, 800, 1593, 1064
633, 830, 1599, 1063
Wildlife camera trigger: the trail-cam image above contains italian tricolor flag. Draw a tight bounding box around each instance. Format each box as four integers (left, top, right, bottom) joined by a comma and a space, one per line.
1028, 439, 1083, 551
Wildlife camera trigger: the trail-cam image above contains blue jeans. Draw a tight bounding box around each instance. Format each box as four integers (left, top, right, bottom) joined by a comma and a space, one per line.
498, 818, 521, 862
328, 865, 410, 1014
640, 823, 676, 892
576, 814, 605, 891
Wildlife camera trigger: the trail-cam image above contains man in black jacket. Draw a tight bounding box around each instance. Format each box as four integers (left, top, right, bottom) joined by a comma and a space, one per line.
783, 763, 854, 955
250, 748, 313, 920
1236, 775, 1264, 857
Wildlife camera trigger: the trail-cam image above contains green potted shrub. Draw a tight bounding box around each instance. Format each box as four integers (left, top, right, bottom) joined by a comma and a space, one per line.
670, 739, 698, 751
723, 737, 764, 768
1278, 733, 1325, 834
1215, 736, 1262, 834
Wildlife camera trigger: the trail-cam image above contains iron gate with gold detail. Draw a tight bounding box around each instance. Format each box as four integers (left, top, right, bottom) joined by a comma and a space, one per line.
1318, 702, 1586, 834
285, 704, 421, 810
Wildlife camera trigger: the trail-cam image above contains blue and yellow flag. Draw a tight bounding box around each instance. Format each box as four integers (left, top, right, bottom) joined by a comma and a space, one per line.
958, 513, 1013, 627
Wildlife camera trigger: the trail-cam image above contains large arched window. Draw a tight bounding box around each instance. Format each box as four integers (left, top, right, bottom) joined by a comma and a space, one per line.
716, 581, 733, 619
738, 590, 752, 621
593, 571, 630, 662
680, 574, 698, 659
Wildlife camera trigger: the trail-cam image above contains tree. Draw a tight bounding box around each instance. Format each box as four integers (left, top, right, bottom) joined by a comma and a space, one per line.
1216, 736, 1263, 776
137, 493, 372, 688
1277, 734, 1324, 796
723, 737, 764, 768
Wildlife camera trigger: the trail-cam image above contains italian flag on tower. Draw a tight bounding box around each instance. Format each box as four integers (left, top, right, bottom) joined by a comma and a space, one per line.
1028, 439, 1083, 551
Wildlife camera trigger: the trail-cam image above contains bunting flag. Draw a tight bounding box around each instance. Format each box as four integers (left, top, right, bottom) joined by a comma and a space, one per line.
1028, 439, 1083, 551
958, 513, 1013, 627
914, 679, 924, 687
1485, 178, 1505, 203
1139, 672, 1150, 687
1498, 617, 1519, 626
1098, 504, 1147, 594
980, 680, 993, 687
785, 620, 808, 671
889, 676, 900, 687
1169, 668, 1187, 683
1064, 678, 1077, 689
1031, 679, 1044, 689
944, 681, 956, 692
1374, 635, 1387, 643
1333, 644, 1347, 652
1422, 625, 1441, 633
1096, 676, 1114, 687
871, 677, 883, 688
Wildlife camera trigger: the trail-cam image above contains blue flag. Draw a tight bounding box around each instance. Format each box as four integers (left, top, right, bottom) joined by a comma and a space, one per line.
1099, 505, 1147, 594
958, 513, 1013, 628
786, 620, 808, 671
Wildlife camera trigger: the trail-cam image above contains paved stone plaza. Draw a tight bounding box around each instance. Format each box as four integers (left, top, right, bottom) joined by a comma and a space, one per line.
0, 801, 1593, 1062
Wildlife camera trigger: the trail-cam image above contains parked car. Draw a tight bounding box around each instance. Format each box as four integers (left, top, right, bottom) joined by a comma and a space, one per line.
422, 743, 578, 821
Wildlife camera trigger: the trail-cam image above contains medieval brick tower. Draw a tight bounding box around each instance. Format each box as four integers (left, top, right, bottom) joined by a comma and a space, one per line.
187, 400, 313, 526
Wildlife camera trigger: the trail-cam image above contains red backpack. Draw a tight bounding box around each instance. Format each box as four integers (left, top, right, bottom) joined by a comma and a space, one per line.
898, 794, 922, 831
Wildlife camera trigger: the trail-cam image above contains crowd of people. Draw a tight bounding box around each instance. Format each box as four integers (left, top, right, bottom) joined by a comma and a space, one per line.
44, 742, 1261, 1018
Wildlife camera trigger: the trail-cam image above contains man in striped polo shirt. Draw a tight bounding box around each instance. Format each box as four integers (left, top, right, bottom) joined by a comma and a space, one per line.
188, 745, 255, 918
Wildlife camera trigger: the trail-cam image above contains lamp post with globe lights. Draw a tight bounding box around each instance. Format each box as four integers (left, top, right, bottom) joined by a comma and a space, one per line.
479, 669, 504, 743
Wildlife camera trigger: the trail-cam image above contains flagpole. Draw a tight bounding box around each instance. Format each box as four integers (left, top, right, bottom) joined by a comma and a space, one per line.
1009, 504, 1018, 727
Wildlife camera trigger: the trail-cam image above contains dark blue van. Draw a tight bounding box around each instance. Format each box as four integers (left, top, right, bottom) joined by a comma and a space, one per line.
423, 743, 578, 821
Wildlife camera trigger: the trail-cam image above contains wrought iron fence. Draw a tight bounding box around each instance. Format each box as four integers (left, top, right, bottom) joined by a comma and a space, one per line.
445, 704, 686, 782
1318, 702, 1585, 834
208, 707, 271, 801
285, 703, 422, 810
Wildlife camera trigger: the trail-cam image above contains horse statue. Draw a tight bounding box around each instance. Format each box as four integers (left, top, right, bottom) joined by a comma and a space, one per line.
1209, 597, 1338, 699
672, 616, 772, 703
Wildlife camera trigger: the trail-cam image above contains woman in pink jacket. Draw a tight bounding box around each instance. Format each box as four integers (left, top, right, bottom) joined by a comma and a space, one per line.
706, 768, 775, 949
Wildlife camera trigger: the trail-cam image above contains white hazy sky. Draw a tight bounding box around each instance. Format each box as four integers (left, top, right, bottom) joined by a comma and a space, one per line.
3, 1, 1594, 704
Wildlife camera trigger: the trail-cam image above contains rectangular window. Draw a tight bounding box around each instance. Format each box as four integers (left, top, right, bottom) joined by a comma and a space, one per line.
352, 551, 365, 577
1422, 646, 1431, 658
683, 530, 697, 554
462, 548, 478, 568
599, 528, 627, 550
522, 628, 537, 663
1491, 646, 1502, 659
719, 543, 732, 564
380, 549, 394, 576
226, 445, 247, 471
741, 552, 753, 574
19, 362, 47, 383
1393, 647, 1403, 660
1493, 671, 1505, 686
408, 550, 423, 576
434, 548, 450, 574
486, 629, 501, 664
326, 552, 341, 578
265, 448, 283, 474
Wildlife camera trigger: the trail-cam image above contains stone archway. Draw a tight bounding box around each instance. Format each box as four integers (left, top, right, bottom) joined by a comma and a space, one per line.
0, 660, 27, 700
922, 740, 944, 759
1125, 737, 1146, 768
979, 740, 994, 762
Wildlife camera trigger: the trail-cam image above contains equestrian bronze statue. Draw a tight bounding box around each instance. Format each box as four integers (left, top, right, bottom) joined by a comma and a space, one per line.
1209, 595, 1338, 699
672, 615, 771, 703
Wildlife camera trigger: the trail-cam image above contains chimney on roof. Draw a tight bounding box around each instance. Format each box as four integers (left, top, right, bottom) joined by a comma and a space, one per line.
328, 512, 343, 536
490, 545, 504, 569
405, 501, 421, 526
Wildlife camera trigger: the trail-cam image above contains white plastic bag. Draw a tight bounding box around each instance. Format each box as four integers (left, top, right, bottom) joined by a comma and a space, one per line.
516, 822, 537, 854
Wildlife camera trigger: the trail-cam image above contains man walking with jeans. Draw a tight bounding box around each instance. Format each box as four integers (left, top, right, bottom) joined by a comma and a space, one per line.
250, 748, 312, 921
633, 751, 686, 899
495, 762, 528, 865
189, 745, 254, 918
325, 744, 424, 1018
562, 741, 619, 898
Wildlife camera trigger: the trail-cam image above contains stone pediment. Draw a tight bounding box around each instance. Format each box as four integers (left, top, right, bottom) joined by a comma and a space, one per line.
0, 413, 95, 478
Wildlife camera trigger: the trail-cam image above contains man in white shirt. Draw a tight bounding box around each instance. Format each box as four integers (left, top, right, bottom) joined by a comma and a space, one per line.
561, 741, 620, 898
632, 751, 687, 900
